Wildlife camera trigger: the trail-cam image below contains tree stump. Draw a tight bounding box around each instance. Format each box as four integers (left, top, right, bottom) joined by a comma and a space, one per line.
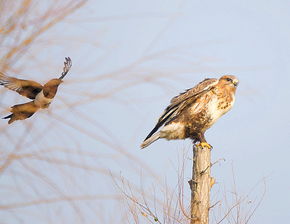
189, 144, 214, 224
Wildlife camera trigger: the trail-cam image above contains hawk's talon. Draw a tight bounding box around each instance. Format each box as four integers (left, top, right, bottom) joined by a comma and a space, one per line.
196, 142, 212, 149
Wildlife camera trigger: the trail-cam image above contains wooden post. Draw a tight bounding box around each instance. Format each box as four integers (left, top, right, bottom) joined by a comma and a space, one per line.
189, 145, 214, 224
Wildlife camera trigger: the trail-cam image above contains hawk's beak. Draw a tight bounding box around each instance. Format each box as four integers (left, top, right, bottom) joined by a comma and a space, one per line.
233, 79, 239, 87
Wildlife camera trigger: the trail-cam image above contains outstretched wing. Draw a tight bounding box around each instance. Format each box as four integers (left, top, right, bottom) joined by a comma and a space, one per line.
0, 72, 43, 99
144, 78, 218, 140
3, 101, 39, 124
59, 57, 72, 80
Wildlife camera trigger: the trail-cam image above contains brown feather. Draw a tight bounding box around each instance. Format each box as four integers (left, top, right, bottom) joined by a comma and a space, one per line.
3, 101, 39, 124
43, 79, 62, 99
144, 78, 218, 141
0, 72, 43, 99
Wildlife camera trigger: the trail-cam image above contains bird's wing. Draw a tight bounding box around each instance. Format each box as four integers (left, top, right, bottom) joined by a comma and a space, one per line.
170, 78, 218, 105
59, 57, 72, 80
0, 72, 43, 99
4, 101, 39, 124
144, 78, 218, 140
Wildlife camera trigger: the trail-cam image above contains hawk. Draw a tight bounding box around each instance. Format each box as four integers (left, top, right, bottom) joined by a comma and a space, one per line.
141, 75, 239, 149
0, 57, 72, 124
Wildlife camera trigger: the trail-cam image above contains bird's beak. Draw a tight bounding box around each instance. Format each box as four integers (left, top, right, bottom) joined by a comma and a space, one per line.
233, 79, 239, 87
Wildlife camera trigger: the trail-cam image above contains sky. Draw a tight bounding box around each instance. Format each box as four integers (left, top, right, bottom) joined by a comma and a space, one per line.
1, 0, 290, 223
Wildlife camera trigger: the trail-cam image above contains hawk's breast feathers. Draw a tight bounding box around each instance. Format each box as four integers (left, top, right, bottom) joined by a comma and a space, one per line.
144, 78, 219, 141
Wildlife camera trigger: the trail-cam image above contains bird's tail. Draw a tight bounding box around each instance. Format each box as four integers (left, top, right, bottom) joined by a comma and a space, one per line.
140, 132, 161, 149
3, 114, 12, 119
3, 114, 17, 124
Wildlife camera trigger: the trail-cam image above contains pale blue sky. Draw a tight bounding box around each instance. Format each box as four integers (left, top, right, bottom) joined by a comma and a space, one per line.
1, 0, 290, 223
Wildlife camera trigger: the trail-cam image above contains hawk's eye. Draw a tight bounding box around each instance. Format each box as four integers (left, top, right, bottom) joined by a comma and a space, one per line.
226, 78, 232, 82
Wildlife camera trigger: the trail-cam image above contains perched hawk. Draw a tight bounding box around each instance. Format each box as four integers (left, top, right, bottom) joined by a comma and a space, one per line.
0, 57, 72, 124
141, 75, 239, 149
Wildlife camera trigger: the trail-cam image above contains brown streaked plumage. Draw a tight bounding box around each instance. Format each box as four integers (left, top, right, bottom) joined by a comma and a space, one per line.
0, 57, 72, 124
141, 75, 239, 149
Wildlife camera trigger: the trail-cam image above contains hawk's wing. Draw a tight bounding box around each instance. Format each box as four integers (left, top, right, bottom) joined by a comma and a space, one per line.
0, 72, 43, 99
144, 78, 218, 140
59, 57, 72, 80
170, 78, 218, 105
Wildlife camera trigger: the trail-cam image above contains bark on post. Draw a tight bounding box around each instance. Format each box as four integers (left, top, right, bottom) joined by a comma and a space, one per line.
189, 145, 214, 224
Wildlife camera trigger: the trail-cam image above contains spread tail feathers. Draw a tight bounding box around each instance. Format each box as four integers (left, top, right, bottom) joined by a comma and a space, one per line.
140, 132, 160, 149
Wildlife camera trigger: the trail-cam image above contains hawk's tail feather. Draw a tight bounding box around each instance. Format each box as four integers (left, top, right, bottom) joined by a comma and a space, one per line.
3, 114, 16, 124
3, 114, 12, 119
144, 106, 178, 141
141, 132, 161, 149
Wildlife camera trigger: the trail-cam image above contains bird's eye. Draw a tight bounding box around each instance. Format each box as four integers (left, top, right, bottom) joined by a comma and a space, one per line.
226, 78, 232, 82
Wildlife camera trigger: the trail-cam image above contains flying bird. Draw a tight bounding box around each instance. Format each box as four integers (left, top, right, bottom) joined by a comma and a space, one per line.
141, 75, 239, 149
0, 57, 72, 124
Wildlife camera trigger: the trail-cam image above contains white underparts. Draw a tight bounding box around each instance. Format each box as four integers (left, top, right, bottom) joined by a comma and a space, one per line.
207, 96, 223, 123
207, 94, 235, 126
160, 122, 185, 139
34, 91, 53, 108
